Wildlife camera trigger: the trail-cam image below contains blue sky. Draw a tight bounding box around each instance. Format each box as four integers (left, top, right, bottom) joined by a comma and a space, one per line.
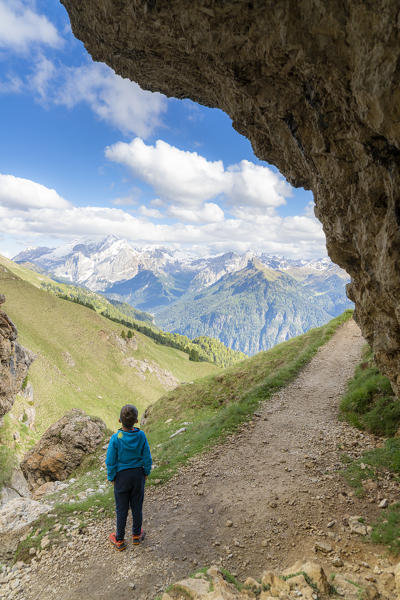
0, 0, 325, 259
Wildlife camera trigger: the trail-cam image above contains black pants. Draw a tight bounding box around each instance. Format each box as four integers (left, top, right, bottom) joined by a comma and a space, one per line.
114, 468, 145, 540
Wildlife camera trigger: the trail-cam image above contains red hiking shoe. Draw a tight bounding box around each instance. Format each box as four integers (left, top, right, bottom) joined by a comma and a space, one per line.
109, 532, 127, 551
132, 529, 146, 545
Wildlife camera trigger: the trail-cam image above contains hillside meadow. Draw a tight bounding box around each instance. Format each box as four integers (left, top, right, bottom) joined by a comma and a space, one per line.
0, 259, 218, 442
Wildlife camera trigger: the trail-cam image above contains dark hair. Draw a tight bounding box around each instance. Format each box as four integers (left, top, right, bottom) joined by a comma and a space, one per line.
120, 404, 138, 428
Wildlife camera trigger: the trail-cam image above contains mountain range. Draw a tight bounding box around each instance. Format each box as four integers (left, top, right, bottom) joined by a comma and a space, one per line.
14, 235, 353, 354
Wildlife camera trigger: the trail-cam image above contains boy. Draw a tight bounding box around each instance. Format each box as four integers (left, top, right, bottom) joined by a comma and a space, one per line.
106, 404, 152, 551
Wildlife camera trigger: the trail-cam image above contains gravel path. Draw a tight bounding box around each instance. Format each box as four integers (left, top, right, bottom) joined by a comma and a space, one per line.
16, 319, 397, 599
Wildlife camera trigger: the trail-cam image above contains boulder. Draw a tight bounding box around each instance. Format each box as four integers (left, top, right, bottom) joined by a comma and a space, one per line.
0, 497, 51, 561
0, 294, 34, 418
21, 409, 106, 488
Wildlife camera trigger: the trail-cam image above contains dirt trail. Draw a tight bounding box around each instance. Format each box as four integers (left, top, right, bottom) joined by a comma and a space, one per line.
22, 320, 393, 599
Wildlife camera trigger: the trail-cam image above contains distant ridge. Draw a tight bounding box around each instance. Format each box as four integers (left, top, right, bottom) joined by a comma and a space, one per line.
15, 236, 353, 354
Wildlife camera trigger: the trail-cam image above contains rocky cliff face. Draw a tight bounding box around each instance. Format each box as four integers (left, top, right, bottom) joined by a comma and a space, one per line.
61, 0, 400, 395
0, 294, 33, 418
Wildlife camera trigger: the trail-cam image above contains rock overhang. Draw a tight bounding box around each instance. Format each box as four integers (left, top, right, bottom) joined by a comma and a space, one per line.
61, 0, 400, 393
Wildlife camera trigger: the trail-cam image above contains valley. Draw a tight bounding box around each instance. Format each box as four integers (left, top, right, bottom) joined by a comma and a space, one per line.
15, 236, 353, 354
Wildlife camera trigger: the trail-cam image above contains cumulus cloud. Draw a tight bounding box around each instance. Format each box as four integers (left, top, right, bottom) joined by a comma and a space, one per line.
0, 1, 62, 52
105, 138, 292, 214
33, 61, 167, 138
0, 173, 326, 259
139, 205, 163, 219
1, 51, 166, 137
227, 160, 290, 210
167, 202, 224, 224
0, 174, 70, 210
106, 138, 227, 205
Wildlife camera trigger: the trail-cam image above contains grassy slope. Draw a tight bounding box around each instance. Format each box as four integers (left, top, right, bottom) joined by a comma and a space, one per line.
145, 310, 353, 483
340, 345, 399, 436
339, 347, 400, 554
0, 262, 217, 437
2, 256, 243, 368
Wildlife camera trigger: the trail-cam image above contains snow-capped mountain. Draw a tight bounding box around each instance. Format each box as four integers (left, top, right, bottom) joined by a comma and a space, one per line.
14, 235, 348, 294
14, 235, 191, 291
14, 236, 352, 353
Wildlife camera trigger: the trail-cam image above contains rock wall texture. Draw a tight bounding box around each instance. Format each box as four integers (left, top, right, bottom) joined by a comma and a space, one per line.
0, 294, 33, 418
21, 409, 106, 488
61, 0, 400, 394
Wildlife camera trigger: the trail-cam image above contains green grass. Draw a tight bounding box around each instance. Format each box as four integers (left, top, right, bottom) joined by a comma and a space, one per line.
342, 438, 400, 497
220, 568, 242, 591
339, 346, 399, 436
340, 454, 375, 497
340, 399, 400, 556
371, 503, 400, 555
0, 410, 38, 490
339, 352, 400, 555
0, 444, 17, 489
0, 260, 217, 434
145, 310, 353, 484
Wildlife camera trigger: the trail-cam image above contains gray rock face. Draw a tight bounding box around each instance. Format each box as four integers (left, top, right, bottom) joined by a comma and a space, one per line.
61, 0, 400, 395
0, 294, 34, 418
21, 409, 106, 488
0, 497, 51, 561
0, 467, 31, 507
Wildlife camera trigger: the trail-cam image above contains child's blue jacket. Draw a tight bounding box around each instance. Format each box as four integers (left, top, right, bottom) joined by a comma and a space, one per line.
105, 427, 152, 481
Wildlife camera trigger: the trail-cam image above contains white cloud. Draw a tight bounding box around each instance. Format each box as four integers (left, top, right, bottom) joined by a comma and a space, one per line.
106, 138, 227, 205
0, 174, 326, 259
167, 202, 224, 224
112, 197, 136, 207
46, 62, 166, 138
227, 160, 290, 210
29, 54, 55, 100
105, 138, 293, 213
139, 205, 163, 219
0, 174, 70, 210
0, 1, 62, 52
0, 73, 23, 93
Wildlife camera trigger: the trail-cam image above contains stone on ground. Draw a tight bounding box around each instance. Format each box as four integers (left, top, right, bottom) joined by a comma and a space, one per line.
21, 408, 106, 488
